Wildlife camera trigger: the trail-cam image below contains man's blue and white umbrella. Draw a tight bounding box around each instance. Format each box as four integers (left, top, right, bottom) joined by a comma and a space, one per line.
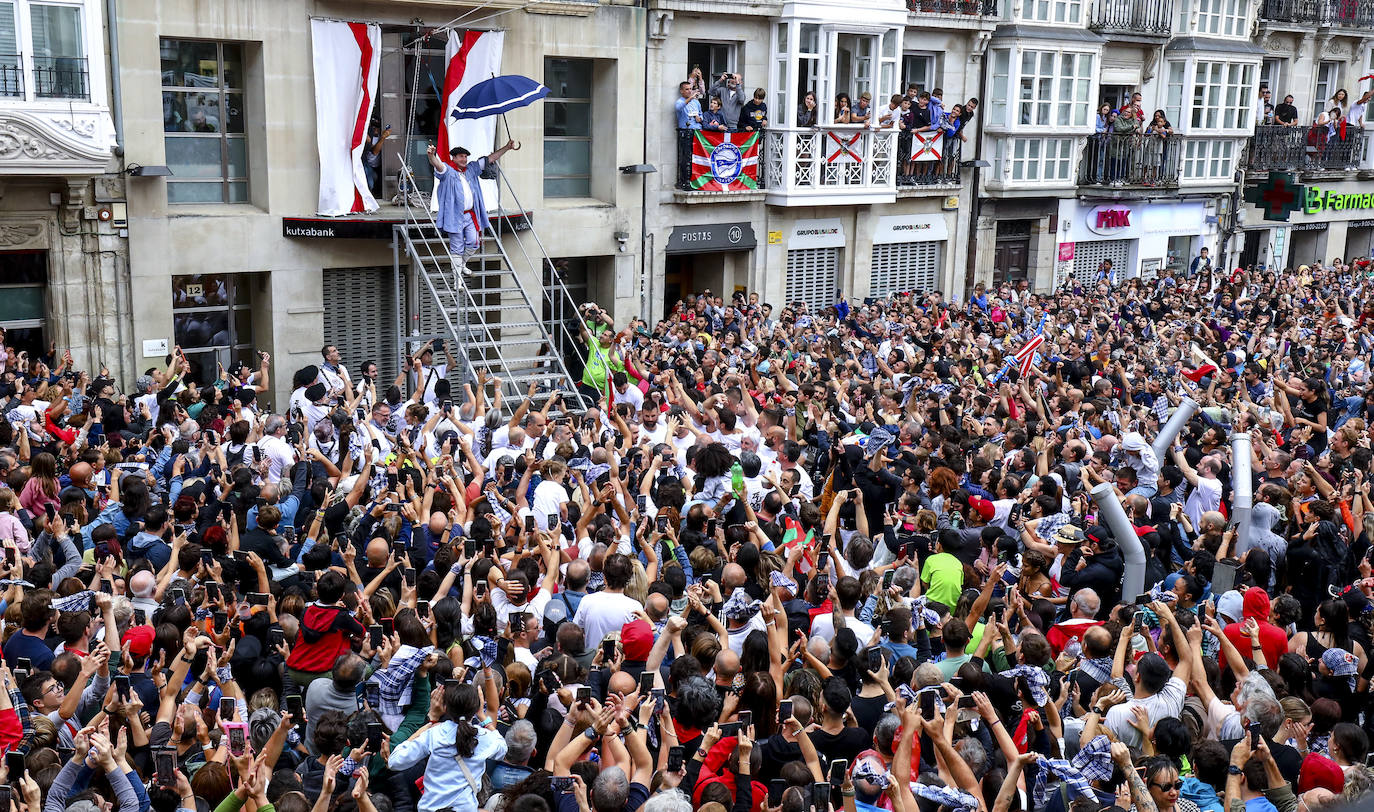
450, 74, 550, 120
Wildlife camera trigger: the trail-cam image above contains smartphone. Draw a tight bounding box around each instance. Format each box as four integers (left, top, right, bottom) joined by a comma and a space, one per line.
551, 775, 575, 793
867, 647, 882, 672
707, 518, 718, 537
779, 699, 793, 722
738, 710, 752, 730
16, 658, 31, 673
1249, 721, 1262, 748
474, 582, 487, 599
113, 674, 131, 701
719, 722, 741, 737
813, 782, 832, 811
639, 672, 655, 695
665, 746, 684, 772
1133, 611, 1145, 632
386, 472, 398, 491
4, 751, 22, 779
769, 779, 788, 806
43, 504, 55, 521
134, 609, 147, 627
366, 721, 383, 752
547, 513, 559, 529
575, 686, 591, 706
380, 617, 395, 636
417, 600, 430, 619
495, 637, 511, 664
369, 624, 383, 648
920, 690, 936, 721
102, 578, 114, 596
882, 570, 895, 589
636, 494, 647, 512
1135, 593, 1153, 605
205, 580, 220, 601
248, 592, 269, 606
829, 759, 848, 785
656, 514, 668, 533
269, 628, 285, 648
286, 694, 305, 724
601, 639, 616, 661
404, 567, 416, 586
220, 697, 234, 719
958, 695, 976, 708
226, 722, 247, 756
814, 573, 829, 593
464, 538, 477, 558
212, 611, 228, 633
169, 587, 186, 605
816, 552, 830, 572
365, 681, 381, 708
155, 748, 177, 787
252, 445, 262, 463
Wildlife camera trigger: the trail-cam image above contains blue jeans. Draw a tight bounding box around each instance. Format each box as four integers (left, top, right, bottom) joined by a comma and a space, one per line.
1127, 485, 1157, 499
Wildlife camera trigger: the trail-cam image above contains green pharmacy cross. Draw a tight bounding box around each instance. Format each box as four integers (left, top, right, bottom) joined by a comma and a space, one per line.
1245, 171, 1306, 222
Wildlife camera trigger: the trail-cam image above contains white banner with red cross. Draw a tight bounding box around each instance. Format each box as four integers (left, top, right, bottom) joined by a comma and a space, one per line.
827, 131, 864, 163
912, 131, 942, 162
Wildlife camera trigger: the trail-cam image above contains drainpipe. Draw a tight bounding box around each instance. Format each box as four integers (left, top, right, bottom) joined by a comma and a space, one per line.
963, 30, 991, 295
1151, 396, 1198, 462
1230, 431, 1253, 555
1091, 482, 1147, 602
105, 0, 124, 152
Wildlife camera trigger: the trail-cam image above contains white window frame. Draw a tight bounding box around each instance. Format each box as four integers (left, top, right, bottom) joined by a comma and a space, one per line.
1019, 0, 1083, 24
1006, 135, 1076, 182
1195, 0, 1247, 37
0, 0, 93, 102
1015, 48, 1094, 129
686, 41, 737, 83
902, 51, 937, 96
1180, 137, 1235, 181
1314, 60, 1338, 121
1186, 59, 1256, 133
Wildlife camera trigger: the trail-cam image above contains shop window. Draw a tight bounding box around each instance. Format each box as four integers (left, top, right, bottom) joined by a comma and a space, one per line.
161, 39, 248, 203
171, 273, 257, 385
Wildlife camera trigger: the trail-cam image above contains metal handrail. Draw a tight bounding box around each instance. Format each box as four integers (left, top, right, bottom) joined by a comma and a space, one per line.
1088, 0, 1174, 32
393, 156, 580, 411
489, 165, 591, 383
1077, 130, 1181, 186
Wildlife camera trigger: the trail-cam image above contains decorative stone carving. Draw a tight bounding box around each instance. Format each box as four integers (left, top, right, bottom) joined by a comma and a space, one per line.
0, 223, 44, 249
1325, 40, 1350, 57
0, 109, 114, 174
1262, 34, 1292, 53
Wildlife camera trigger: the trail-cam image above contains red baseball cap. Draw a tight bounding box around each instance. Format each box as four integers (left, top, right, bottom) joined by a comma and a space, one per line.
121, 625, 155, 658
620, 619, 654, 662
968, 497, 996, 522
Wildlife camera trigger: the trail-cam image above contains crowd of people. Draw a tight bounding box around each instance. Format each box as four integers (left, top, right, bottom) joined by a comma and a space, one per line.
1257, 80, 1373, 168
674, 71, 978, 188
8, 261, 1374, 812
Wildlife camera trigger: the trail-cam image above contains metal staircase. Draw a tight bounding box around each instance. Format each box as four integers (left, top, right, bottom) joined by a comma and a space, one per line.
391, 159, 586, 415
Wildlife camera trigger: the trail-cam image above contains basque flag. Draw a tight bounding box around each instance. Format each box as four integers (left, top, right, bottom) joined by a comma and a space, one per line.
690, 130, 760, 191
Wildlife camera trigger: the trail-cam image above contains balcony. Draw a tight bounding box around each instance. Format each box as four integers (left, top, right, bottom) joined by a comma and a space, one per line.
908, 0, 997, 13
1247, 124, 1368, 173
898, 137, 963, 190
1077, 131, 1181, 189
0, 55, 21, 98
762, 126, 898, 205
32, 56, 88, 100
1088, 0, 1173, 35
1259, 0, 1374, 26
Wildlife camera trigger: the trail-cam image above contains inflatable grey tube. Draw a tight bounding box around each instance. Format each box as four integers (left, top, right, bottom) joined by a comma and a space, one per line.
1091, 482, 1146, 601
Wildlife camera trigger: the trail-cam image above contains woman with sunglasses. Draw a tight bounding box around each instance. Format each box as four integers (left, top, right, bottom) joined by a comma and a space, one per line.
1139, 755, 1201, 812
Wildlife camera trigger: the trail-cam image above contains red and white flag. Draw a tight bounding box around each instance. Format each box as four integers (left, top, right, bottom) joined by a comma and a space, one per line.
438, 32, 503, 169
311, 20, 381, 216
1014, 332, 1044, 377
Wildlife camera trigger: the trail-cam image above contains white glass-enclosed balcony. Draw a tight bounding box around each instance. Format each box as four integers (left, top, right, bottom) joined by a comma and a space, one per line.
765, 13, 907, 205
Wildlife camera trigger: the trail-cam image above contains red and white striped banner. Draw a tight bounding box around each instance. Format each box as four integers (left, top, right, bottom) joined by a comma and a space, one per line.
433, 30, 503, 213
311, 19, 381, 216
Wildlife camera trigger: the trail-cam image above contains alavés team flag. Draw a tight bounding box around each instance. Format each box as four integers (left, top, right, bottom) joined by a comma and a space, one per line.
690, 130, 760, 191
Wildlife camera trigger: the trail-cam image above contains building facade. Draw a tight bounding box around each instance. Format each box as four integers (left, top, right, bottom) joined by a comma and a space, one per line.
7, 0, 1368, 397
114, 0, 645, 409
0, 0, 124, 379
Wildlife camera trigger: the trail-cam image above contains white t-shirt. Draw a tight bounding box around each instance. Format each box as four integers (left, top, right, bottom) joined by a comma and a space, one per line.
572, 591, 644, 648
259, 434, 296, 484
1183, 476, 1222, 528
1105, 677, 1186, 749
532, 480, 569, 530
809, 613, 876, 646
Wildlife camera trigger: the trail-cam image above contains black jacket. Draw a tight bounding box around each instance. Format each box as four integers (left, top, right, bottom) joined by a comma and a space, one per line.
1060, 544, 1125, 614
